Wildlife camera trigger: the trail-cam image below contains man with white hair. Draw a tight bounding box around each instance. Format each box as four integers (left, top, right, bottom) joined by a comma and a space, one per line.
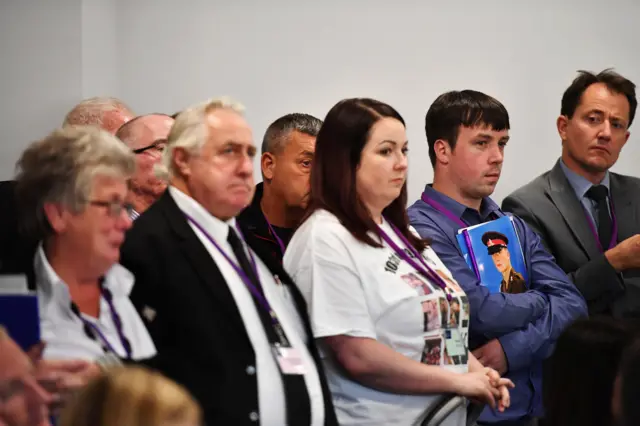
62, 97, 135, 134
119, 98, 338, 426
116, 113, 174, 219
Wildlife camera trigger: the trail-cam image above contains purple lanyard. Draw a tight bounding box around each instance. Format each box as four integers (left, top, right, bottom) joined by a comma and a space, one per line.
264, 215, 287, 256
71, 286, 132, 359
421, 193, 468, 228
184, 213, 289, 346
421, 193, 482, 280
583, 200, 618, 252
378, 221, 452, 301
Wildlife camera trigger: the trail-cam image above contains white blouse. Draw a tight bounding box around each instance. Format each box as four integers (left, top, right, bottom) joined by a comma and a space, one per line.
34, 245, 156, 362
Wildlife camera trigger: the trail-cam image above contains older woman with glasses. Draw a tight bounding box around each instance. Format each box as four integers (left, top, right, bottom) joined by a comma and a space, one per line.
15, 126, 156, 369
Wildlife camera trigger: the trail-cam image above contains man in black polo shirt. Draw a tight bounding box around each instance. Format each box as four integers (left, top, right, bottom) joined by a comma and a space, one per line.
238, 113, 322, 262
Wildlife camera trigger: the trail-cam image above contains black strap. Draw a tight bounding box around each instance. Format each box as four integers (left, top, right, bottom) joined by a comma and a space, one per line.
227, 227, 311, 426
586, 185, 613, 250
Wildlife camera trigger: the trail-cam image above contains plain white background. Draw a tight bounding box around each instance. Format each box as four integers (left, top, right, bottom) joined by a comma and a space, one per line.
1, 0, 639, 204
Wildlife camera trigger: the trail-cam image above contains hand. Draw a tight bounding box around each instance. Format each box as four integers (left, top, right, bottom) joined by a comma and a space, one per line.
483, 367, 514, 413
35, 360, 102, 414
452, 371, 501, 409
606, 234, 640, 271
472, 339, 508, 375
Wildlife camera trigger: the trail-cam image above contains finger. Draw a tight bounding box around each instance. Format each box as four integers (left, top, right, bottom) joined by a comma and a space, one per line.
483, 388, 496, 409
485, 368, 500, 385
497, 378, 515, 389
500, 385, 510, 408
41, 359, 90, 373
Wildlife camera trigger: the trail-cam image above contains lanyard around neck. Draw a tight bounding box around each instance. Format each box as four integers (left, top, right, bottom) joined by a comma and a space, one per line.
183, 212, 289, 346
70, 284, 132, 359
377, 220, 452, 301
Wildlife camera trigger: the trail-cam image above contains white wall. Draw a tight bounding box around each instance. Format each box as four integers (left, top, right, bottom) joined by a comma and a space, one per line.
2, 0, 639, 204
0, 0, 82, 179
116, 0, 640, 204
81, 0, 119, 98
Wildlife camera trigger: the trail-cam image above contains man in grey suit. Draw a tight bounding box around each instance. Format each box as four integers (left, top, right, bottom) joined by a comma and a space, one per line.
503, 69, 640, 318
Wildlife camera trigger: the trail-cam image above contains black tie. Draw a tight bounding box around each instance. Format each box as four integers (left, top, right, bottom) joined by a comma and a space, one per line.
586, 185, 613, 250
227, 226, 311, 426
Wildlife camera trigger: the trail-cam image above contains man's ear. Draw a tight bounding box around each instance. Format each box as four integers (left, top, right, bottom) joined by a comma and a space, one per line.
173, 147, 192, 177
557, 115, 569, 142
261, 152, 275, 181
43, 202, 67, 234
433, 139, 452, 165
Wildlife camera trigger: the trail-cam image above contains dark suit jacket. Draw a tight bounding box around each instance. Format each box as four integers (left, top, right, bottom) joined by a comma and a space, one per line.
503, 160, 640, 317
119, 190, 338, 426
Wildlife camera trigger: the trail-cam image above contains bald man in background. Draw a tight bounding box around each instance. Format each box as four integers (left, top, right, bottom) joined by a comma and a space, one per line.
116, 114, 174, 218
1, 96, 135, 272
62, 96, 135, 134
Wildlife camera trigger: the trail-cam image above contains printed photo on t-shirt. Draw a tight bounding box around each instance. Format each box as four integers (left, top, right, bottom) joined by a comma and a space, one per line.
443, 328, 468, 366
421, 299, 441, 332
421, 336, 442, 366
435, 269, 464, 294
439, 297, 449, 329
449, 297, 461, 328
402, 273, 434, 297
460, 296, 470, 328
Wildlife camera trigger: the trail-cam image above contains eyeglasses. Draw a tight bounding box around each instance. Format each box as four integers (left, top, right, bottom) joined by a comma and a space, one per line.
88, 200, 134, 218
132, 139, 167, 154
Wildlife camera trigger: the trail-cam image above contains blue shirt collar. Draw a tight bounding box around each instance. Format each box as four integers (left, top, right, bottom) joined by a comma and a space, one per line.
559, 159, 610, 199
422, 184, 500, 223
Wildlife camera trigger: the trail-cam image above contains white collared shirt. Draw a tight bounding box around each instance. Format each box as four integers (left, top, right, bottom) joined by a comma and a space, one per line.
169, 186, 325, 426
35, 245, 156, 361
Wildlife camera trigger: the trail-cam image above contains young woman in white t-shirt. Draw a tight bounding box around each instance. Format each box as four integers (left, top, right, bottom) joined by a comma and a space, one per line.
284, 98, 513, 426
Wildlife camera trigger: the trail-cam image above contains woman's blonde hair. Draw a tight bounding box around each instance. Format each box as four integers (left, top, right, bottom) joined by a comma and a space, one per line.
59, 366, 201, 426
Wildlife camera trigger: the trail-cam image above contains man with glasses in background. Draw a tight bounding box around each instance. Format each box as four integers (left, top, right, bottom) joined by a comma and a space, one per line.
116, 113, 174, 219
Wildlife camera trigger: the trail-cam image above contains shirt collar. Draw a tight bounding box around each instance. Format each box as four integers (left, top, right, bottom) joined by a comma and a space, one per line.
560, 159, 610, 199
421, 184, 500, 222
34, 244, 134, 315
169, 186, 236, 242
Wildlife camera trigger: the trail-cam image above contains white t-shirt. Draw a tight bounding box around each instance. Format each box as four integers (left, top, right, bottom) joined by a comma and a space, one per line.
284, 209, 470, 426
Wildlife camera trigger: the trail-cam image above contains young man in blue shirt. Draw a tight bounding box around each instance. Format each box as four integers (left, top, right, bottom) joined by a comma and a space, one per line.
408, 90, 587, 426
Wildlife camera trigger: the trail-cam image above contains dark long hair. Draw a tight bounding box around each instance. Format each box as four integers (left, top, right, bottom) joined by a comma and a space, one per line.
543, 317, 636, 426
303, 98, 427, 252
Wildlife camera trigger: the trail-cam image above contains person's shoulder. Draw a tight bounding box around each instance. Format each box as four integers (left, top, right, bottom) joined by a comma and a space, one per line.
297, 209, 348, 237
505, 169, 552, 203
611, 171, 640, 191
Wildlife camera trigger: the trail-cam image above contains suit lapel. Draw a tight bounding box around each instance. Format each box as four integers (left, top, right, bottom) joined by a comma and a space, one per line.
611, 173, 638, 242
547, 160, 601, 258
156, 192, 247, 334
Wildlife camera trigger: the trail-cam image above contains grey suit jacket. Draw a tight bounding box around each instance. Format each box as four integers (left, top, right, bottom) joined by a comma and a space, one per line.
502, 159, 640, 317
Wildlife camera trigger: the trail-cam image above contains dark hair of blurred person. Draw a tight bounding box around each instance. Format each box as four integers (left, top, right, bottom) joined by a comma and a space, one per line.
543, 317, 637, 426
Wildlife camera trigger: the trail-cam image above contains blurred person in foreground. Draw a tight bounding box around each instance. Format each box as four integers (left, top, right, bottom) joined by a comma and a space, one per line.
59, 366, 201, 426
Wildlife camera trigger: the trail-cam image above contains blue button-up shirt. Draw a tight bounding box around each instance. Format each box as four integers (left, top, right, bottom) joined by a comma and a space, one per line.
408, 185, 587, 423
559, 159, 611, 227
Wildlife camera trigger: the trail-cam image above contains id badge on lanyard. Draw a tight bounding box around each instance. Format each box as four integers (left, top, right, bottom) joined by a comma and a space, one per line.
272, 344, 307, 375
444, 329, 466, 357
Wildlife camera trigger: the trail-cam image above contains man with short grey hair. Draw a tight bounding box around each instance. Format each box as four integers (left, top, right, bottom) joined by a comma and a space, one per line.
238, 113, 322, 263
